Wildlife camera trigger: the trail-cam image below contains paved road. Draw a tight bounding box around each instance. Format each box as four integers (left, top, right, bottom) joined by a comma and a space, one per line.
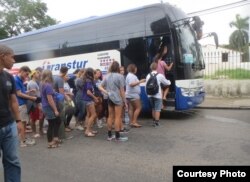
1, 109, 250, 182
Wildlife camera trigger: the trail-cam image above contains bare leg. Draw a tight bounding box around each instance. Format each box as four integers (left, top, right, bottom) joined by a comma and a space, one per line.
107, 104, 115, 131
114, 105, 123, 132
163, 87, 169, 100
85, 103, 97, 136
130, 99, 142, 127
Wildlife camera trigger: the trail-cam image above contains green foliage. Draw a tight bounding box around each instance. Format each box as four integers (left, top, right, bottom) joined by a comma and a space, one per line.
205, 69, 250, 79
228, 14, 249, 61
0, 27, 8, 39
0, 0, 59, 39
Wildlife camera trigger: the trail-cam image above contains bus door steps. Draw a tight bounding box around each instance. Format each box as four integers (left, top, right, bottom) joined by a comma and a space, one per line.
164, 98, 175, 107
162, 106, 175, 111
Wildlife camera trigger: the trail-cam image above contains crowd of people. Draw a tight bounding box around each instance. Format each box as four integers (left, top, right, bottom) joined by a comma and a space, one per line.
0, 44, 172, 181
15, 60, 171, 146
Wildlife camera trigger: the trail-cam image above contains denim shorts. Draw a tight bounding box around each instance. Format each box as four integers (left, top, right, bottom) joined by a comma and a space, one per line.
148, 97, 162, 112
42, 106, 56, 120
126, 98, 139, 102
85, 101, 94, 106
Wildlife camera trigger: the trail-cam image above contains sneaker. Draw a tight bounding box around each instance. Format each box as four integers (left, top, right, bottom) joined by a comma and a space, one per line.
65, 135, 74, 140
97, 120, 103, 128
25, 138, 36, 146
107, 135, 115, 141
76, 125, 84, 131
20, 142, 27, 147
120, 128, 129, 134
152, 121, 160, 127
115, 136, 128, 142
33, 133, 41, 138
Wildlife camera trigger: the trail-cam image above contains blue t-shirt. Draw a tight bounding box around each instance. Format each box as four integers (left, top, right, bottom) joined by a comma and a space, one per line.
14, 75, 27, 106
41, 83, 56, 107
82, 80, 94, 102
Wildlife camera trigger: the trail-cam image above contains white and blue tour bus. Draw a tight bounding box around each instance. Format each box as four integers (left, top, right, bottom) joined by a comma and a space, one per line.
0, 3, 215, 112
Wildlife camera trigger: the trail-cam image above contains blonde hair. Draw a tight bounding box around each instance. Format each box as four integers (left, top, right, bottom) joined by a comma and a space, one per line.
41, 70, 53, 83
78, 68, 85, 79
150, 62, 158, 71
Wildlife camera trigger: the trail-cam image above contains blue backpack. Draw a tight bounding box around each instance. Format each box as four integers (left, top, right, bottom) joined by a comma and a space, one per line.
146, 73, 159, 95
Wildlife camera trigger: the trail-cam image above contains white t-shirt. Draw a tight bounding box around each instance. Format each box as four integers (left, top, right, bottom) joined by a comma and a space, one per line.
125, 72, 140, 99
64, 82, 71, 93
145, 71, 171, 99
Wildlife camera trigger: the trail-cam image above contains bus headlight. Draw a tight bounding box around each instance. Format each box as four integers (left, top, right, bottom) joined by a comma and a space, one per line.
180, 88, 195, 97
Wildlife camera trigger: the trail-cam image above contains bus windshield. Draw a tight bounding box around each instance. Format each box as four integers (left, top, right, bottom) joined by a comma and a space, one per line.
178, 24, 199, 65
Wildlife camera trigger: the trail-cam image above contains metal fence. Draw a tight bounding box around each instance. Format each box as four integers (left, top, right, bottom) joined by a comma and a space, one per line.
203, 51, 250, 79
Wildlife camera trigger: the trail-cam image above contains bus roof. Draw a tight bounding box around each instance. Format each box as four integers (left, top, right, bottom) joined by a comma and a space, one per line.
0, 3, 186, 55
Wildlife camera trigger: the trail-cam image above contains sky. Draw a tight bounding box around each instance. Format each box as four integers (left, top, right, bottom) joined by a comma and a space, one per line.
42, 0, 249, 45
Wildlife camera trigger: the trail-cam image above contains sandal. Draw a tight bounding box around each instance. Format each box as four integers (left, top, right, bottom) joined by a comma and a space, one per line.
54, 139, 63, 145
91, 130, 98, 134
85, 132, 95, 137
65, 127, 71, 132
47, 143, 58, 149
130, 123, 142, 128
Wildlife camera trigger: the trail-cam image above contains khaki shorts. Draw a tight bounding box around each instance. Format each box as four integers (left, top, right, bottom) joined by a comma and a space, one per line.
19, 104, 29, 122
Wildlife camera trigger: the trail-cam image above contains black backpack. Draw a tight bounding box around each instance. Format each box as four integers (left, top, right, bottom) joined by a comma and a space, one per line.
146, 73, 159, 95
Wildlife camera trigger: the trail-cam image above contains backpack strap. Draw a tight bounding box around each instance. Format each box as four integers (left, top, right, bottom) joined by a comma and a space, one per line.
151, 73, 158, 77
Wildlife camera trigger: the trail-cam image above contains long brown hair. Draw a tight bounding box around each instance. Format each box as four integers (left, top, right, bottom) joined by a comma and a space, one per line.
41, 69, 53, 84
108, 61, 120, 73
83, 67, 94, 83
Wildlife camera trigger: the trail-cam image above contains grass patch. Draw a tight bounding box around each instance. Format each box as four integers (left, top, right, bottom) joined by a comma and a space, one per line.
205, 68, 250, 79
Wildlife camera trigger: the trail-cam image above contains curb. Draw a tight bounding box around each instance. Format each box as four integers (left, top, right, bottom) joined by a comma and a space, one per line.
195, 106, 250, 110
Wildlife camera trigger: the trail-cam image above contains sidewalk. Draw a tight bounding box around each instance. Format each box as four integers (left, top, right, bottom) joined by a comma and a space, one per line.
196, 96, 250, 109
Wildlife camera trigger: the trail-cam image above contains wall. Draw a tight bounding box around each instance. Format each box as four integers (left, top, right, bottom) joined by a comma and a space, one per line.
205, 79, 250, 97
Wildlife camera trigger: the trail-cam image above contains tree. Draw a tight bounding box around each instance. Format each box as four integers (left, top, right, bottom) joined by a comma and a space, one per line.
0, 0, 58, 39
229, 14, 249, 52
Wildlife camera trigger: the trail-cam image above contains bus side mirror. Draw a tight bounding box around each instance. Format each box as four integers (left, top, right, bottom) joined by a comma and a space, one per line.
210, 32, 219, 48
201, 32, 219, 49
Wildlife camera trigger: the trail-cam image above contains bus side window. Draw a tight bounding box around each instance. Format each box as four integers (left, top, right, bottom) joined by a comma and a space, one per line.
147, 37, 162, 63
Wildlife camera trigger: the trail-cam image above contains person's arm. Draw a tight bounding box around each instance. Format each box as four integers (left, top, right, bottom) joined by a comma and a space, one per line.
164, 62, 173, 71
16, 90, 37, 101
129, 79, 146, 87
119, 87, 126, 103
120, 87, 128, 109
86, 82, 98, 102
98, 79, 108, 95
87, 90, 98, 102
159, 74, 171, 86
47, 94, 59, 116
9, 94, 24, 132
98, 85, 108, 95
